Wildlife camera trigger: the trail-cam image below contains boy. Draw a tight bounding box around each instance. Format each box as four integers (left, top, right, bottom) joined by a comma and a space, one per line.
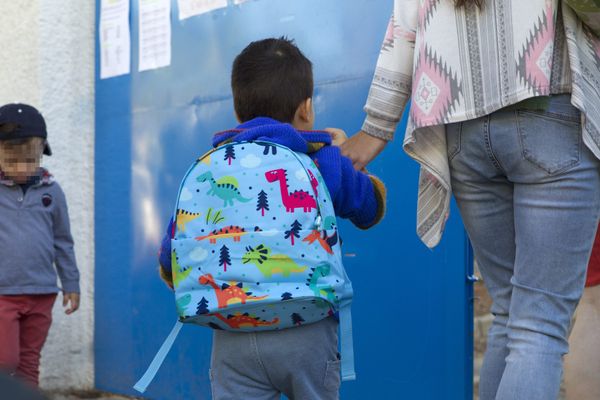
0, 103, 80, 387
159, 38, 386, 399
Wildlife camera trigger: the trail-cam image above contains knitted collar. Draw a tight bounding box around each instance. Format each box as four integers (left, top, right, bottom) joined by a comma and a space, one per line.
213, 117, 331, 153
0, 168, 54, 187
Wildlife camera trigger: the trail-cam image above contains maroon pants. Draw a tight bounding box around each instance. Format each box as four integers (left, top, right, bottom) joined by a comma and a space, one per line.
0, 294, 56, 386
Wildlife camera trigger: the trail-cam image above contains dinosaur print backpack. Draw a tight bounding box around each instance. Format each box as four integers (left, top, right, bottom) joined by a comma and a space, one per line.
134, 140, 355, 393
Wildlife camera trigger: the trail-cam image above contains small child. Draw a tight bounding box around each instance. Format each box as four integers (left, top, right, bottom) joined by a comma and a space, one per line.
158, 38, 386, 400
0, 103, 80, 386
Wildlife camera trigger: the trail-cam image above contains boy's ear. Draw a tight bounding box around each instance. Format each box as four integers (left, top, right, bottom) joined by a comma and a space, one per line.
296, 98, 313, 123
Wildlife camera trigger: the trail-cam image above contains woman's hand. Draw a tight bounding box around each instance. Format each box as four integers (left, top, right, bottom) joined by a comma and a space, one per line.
341, 130, 388, 170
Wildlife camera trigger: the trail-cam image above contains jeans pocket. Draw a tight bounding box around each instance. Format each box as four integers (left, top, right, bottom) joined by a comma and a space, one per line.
517, 110, 581, 175
323, 359, 341, 392
446, 122, 462, 162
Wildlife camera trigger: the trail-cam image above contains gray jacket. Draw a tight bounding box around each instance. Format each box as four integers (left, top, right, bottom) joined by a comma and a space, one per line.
0, 169, 80, 294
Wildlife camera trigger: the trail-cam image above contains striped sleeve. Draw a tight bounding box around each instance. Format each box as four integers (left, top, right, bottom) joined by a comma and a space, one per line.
363, 0, 418, 141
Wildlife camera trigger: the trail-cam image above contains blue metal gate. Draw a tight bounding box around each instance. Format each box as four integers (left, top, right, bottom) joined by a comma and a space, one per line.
95, 1, 473, 398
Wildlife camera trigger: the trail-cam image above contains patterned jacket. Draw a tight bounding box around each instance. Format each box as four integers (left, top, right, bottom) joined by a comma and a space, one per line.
363, 0, 600, 248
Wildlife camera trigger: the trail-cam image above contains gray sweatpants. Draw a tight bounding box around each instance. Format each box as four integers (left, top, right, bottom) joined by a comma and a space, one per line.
209, 317, 340, 400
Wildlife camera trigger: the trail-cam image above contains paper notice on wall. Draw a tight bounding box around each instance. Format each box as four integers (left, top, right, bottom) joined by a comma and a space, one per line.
139, 0, 171, 72
99, 0, 131, 79
177, 0, 227, 20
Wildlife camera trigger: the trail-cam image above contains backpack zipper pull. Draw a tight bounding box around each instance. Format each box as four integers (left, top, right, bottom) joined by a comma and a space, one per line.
314, 214, 322, 230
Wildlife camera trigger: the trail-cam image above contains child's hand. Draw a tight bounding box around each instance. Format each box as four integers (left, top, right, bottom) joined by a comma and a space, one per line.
63, 292, 80, 315
323, 128, 348, 147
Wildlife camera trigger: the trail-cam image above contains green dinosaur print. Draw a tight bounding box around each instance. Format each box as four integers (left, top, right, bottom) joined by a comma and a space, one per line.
176, 294, 192, 315
306, 262, 337, 305
242, 244, 307, 278
322, 216, 336, 230
197, 171, 251, 207
172, 250, 193, 288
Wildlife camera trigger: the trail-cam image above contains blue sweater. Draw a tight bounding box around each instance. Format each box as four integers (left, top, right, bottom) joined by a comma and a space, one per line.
159, 118, 385, 277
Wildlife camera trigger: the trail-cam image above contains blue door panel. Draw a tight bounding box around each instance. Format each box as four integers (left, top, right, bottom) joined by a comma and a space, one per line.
95, 1, 473, 399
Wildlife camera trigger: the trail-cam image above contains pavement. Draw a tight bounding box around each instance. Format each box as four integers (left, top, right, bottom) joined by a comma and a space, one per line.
45, 391, 138, 400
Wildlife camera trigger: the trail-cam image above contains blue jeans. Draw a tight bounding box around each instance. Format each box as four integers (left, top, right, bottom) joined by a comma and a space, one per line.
446, 95, 600, 400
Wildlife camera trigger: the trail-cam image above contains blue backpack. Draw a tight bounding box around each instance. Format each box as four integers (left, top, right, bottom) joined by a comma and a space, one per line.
134, 141, 355, 393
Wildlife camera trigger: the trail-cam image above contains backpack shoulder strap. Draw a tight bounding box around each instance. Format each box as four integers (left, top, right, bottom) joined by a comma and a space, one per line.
339, 303, 356, 381
133, 320, 183, 393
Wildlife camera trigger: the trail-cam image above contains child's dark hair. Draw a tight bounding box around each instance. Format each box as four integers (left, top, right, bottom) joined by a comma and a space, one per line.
231, 37, 313, 123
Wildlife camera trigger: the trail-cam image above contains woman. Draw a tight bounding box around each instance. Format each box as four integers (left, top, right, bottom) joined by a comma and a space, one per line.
342, 1, 600, 399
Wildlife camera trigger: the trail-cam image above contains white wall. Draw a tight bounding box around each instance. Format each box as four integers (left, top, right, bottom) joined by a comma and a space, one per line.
0, 0, 95, 390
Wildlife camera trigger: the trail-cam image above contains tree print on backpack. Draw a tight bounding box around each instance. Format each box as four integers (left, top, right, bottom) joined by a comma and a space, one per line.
256, 190, 269, 216
224, 145, 236, 165
219, 245, 231, 272
196, 297, 210, 315
284, 220, 302, 245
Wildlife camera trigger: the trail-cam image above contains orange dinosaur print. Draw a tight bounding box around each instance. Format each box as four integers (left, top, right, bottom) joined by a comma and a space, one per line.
196, 225, 260, 244
303, 230, 334, 254
210, 312, 279, 329
199, 273, 267, 308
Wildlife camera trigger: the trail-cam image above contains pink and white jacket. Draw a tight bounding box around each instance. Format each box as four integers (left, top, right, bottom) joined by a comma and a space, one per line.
363, 0, 600, 248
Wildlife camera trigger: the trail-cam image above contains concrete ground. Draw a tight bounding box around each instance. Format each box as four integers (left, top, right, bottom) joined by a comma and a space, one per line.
45, 391, 139, 400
